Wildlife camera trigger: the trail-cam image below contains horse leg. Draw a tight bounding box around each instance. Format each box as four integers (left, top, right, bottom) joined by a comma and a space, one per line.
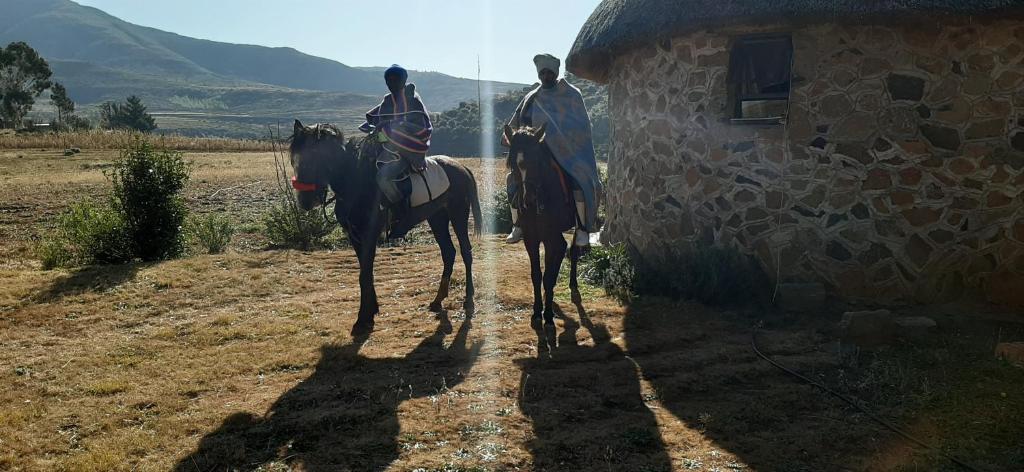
450, 204, 475, 316
542, 234, 567, 325
351, 215, 384, 336
427, 211, 455, 313
569, 245, 582, 306
525, 238, 543, 322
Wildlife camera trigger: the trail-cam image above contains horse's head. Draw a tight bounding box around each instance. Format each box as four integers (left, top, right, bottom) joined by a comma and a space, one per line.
503, 123, 548, 209
289, 119, 347, 210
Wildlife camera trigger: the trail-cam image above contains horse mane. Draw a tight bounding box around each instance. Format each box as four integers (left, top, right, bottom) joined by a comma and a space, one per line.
289, 123, 345, 154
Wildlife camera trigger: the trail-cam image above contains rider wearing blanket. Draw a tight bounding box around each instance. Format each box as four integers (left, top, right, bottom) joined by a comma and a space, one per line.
503, 54, 602, 247
360, 64, 433, 208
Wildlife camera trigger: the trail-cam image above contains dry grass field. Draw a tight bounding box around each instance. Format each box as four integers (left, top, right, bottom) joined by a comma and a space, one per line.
0, 130, 274, 152
1, 147, 1022, 471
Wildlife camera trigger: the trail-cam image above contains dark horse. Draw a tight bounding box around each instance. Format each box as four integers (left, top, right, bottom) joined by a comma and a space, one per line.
289, 120, 482, 334
504, 124, 583, 325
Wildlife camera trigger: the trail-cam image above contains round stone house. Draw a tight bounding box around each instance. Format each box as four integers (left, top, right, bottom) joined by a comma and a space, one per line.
567, 1, 1024, 306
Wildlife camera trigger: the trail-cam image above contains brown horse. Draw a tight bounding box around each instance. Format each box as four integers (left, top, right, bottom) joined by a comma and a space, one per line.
504, 124, 583, 325
289, 120, 482, 334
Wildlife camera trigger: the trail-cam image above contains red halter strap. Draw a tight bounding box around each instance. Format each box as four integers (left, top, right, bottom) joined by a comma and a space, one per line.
291, 175, 320, 192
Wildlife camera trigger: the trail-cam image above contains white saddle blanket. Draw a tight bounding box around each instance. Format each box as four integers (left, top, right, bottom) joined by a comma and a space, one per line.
379, 155, 451, 207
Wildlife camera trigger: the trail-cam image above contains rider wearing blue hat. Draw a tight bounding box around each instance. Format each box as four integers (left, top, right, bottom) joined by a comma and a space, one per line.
361, 65, 433, 206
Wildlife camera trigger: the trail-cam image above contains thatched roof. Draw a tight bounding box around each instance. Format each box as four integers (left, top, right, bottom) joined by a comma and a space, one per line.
567, 0, 1024, 82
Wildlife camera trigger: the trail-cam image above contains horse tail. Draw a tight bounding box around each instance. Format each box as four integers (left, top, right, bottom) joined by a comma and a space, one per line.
468, 169, 483, 237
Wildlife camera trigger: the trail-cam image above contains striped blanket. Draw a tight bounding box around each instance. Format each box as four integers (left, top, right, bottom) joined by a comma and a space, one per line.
360, 83, 432, 153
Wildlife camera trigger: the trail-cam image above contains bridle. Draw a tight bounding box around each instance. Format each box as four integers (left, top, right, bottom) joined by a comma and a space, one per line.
511, 142, 547, 216
289, 134, 344, 224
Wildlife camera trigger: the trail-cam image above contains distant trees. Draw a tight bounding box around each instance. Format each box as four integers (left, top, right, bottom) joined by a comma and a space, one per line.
48, 82, 91, 131
0, 41, 53, 129
50, 83, 73, 124
100, 95, 156, 132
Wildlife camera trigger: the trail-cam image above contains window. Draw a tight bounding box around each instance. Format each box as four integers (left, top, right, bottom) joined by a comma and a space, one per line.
727, 35, 793, 123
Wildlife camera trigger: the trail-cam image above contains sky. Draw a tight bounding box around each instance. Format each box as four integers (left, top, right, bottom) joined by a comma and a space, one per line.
74, 0, 603, 84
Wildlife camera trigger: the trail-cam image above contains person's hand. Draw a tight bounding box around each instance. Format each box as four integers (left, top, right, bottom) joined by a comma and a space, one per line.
407, 154, 427, 172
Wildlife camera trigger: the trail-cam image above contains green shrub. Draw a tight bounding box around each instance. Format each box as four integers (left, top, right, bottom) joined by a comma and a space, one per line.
190, 214, 235, 254
581, 243, 636, 302
38, 201, 132, 269
262, 201, 336, 250
581, 241, 770, 307
483, 188, 513, 235
109, 141, 190, 261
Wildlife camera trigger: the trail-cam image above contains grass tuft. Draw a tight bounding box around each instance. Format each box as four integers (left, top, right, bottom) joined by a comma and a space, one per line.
84, 380, 128, 396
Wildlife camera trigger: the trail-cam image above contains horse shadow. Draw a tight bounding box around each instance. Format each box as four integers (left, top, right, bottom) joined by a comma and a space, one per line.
516, 304, 673, 471
174, 314, 482, 471
620, 301, 877, 470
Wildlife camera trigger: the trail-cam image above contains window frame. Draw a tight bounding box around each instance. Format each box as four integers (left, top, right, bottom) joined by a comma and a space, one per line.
726, 33, 795, 125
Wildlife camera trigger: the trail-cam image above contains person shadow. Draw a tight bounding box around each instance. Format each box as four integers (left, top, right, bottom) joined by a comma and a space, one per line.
517, 304, 673, 472
173, 313, 482, 471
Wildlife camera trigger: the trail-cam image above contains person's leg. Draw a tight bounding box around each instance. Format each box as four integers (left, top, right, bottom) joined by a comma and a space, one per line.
505, 172, 523, 244
573, 187, 589, 247
376, 159, 406, 206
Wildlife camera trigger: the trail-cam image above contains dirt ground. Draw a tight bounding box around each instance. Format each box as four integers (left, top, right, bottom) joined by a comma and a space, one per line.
1, 149, 1022, 471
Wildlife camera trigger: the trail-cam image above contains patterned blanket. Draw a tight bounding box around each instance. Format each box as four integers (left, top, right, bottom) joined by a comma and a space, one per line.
510, 79, 602, 230
360, 83, 432, 153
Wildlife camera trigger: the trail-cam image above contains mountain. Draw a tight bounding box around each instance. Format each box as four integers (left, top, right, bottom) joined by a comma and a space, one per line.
1, 0, 525, 136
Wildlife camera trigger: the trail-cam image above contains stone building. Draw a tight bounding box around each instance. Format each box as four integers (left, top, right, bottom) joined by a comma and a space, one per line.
567, 1, 1024, 306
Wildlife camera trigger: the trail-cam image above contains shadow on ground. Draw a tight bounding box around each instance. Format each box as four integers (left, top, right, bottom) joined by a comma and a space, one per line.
516, 303, 673, 472
174, 314, 482, 471
34, 262, 145, 303
621, 298, 1024, 471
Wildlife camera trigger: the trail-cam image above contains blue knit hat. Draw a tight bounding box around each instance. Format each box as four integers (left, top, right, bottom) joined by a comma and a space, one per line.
384, 64, 408, 82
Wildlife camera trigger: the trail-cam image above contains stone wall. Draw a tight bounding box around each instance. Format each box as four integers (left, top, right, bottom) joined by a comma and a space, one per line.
603, 17, 1024, 306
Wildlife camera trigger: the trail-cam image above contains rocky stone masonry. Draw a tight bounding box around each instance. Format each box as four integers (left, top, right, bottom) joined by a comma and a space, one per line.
603, 18, 1024, 306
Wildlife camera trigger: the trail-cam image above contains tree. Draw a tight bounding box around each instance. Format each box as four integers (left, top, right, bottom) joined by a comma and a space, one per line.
0, 42, 53, 128
50, 82, 74, 128
100, 95, 157, 132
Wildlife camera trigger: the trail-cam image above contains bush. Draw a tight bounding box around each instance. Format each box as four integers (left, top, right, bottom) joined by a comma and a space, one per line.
262, 200, 336, 250
483, 188, 513, 235
38, 201, 132, 269
581, 243, 636, 302
580, 241, 770, 307
190, 214, 234, 254
109, 141, 190, 261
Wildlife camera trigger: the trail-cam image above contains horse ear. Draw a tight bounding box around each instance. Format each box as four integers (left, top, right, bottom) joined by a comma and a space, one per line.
293, 119, 304, 135
502, 124, 514, 145
536, 123, 547, 142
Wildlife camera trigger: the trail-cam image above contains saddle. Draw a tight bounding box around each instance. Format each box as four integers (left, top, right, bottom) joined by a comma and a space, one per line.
377, 153, 451, 208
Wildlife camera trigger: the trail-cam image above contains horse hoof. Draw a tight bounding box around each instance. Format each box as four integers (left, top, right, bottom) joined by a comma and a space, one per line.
428, 301, 444, 313
350, 320, 375, 336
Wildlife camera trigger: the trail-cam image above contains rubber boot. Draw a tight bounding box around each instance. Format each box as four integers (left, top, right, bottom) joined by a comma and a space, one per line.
388, 194, 448, 240
506, 208, 522, 244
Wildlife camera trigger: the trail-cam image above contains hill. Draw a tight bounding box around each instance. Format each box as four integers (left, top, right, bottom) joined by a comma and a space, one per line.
2, 0, 525, 136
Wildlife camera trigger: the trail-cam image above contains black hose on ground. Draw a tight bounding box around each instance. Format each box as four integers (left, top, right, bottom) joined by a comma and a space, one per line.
750, 324, 986, 472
